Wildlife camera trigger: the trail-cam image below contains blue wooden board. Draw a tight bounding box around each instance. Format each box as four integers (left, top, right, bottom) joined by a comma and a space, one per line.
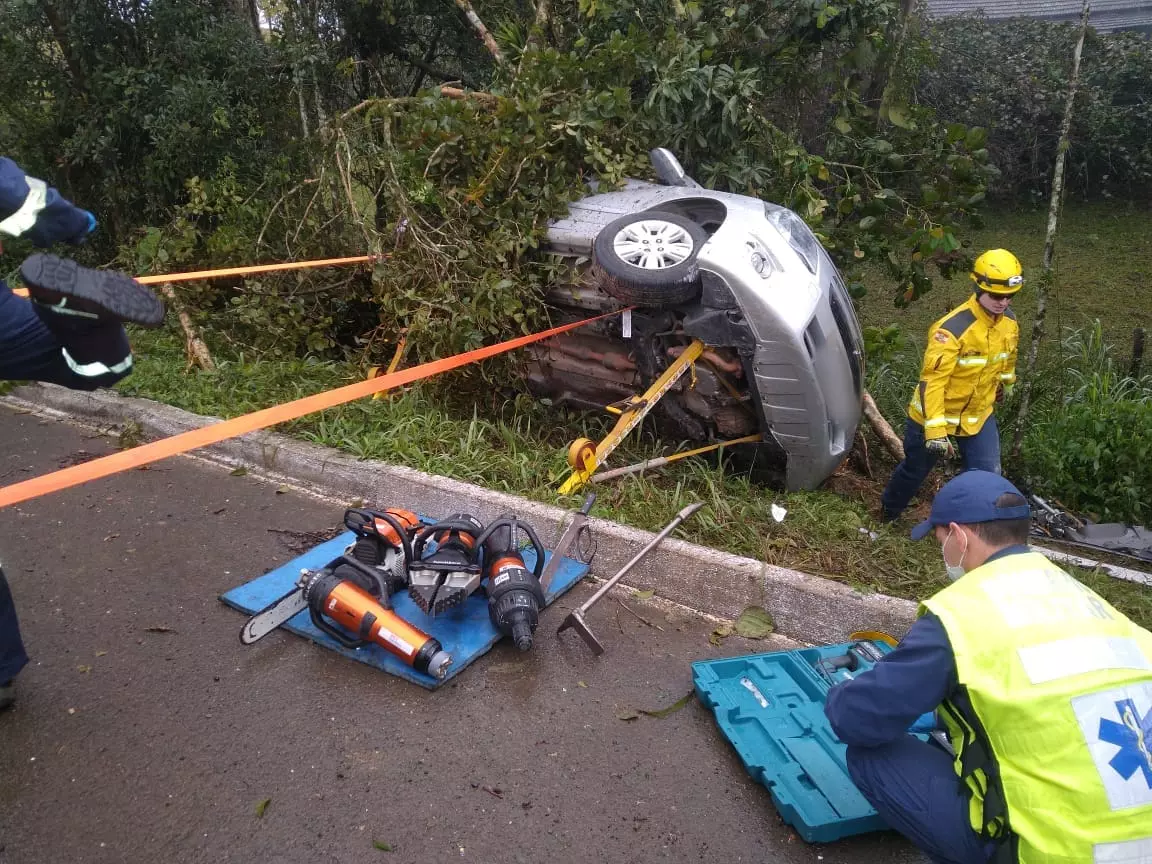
220, 530, 589, 690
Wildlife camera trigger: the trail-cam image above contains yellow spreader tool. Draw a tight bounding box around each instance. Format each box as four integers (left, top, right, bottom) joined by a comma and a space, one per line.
558, 338, 706, 495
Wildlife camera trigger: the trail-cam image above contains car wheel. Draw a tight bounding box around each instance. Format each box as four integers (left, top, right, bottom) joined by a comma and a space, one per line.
593, 211, 706, 306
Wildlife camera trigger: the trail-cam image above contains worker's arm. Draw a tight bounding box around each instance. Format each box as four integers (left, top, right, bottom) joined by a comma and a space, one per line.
0, 157, 93, 248
824, 614, 957, 748
999, 327, 1018, 389
918, 329, 961, 441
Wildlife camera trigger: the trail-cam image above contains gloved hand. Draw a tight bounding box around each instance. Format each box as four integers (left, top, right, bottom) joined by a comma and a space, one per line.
69, 210, 98, 245
926, 437, 954, 458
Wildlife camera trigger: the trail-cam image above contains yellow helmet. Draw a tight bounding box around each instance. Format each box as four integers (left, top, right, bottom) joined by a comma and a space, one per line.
970, 248, 1024, 294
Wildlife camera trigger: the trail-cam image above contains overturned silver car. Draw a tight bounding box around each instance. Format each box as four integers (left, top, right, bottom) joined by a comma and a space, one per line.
527, 149, 865, 490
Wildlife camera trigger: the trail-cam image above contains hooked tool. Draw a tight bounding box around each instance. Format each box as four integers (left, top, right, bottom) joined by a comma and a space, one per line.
241, 554, 452, 678
558, 502, 704, 655
408, 514, 485, 615
475, 515, 547, 651
539, 493, 596, 592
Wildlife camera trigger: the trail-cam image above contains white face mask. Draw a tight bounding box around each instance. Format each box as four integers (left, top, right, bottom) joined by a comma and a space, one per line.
942, 525, 968, 582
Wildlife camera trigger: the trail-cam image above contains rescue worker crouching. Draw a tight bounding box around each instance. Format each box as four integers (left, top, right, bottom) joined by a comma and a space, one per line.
881, 249, 1023, 521
828, 470, 1152, 863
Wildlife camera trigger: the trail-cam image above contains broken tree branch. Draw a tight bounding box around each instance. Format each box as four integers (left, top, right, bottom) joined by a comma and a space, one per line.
158, 283, 214, 371
1011, 0, 1090, 458
862, 391, 905, 462
452, 0, 505, 65
439, 85, 498, 105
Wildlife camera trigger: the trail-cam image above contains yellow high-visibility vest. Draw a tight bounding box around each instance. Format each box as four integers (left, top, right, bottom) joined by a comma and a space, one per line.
922, 551, 1152, 863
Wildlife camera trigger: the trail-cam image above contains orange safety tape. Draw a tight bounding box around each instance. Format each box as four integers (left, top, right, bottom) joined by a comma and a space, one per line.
9, 255, 378, 297
0, 309, 621, 510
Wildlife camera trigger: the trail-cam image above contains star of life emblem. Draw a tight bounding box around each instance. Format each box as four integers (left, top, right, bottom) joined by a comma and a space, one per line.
1073, 682, 1152, 811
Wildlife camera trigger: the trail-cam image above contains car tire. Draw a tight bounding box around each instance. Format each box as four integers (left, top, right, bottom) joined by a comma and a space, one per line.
592, 211, 706, 307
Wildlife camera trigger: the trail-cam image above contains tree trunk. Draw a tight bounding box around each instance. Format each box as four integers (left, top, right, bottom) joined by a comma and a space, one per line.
1011, 0, 1090, 458
873, 0, 919, 116
41, 0, 86, 85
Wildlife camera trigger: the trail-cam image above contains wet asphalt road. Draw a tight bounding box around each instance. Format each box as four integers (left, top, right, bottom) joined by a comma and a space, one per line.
0, 405, 922, 864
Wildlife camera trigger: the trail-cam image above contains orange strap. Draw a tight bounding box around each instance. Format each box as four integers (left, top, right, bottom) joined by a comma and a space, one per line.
9, 255, 378, 297
134, 255, 379, 285
0, 310, 621, 509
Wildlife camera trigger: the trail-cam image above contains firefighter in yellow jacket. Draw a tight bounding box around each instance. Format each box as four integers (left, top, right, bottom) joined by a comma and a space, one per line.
880, 249, 1022, 520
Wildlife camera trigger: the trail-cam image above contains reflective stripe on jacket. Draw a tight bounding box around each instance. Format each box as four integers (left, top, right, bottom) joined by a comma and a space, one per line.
921, 551, 1152, 863
908, 294, 1019, 440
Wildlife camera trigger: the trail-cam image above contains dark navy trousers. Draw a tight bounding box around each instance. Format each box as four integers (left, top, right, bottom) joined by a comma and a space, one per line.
847, 736, 994, 864
881, 416, 1002, 517
1, 281, 133, 683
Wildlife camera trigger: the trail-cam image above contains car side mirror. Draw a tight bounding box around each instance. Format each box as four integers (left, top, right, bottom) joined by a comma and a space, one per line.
649, 148, 701, 188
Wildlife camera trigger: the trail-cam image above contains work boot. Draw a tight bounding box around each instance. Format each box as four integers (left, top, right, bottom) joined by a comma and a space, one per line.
20, 253, 166, 329
0, 679, 15, 711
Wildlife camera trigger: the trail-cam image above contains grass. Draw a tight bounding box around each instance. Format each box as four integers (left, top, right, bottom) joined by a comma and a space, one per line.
112, 201, 1152, 630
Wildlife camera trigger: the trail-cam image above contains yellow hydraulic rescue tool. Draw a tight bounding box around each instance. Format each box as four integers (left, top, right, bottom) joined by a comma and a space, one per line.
558, 338, 707, 495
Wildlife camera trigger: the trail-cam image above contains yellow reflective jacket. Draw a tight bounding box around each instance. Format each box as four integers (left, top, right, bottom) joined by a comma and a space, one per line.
908, 294, 1019, 441
921, 551, 1152, 863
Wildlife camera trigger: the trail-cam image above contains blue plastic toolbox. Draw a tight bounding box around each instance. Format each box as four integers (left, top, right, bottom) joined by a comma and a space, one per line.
692, 641, 932, 844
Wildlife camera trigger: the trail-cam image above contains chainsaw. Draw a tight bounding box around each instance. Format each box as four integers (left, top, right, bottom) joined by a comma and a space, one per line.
240, 553, 452, 678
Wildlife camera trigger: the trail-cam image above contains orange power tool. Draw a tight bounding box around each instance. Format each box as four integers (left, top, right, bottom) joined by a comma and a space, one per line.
241, 554, 452, 679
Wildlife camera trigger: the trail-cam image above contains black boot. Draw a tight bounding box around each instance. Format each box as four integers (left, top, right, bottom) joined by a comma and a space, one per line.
20, 253, 165, 329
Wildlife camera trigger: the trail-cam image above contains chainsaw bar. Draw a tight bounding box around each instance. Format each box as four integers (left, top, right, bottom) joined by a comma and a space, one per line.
239, 585, 308, 644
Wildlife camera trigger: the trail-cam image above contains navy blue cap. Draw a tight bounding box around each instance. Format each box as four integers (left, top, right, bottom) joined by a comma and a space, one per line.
911, 471, 1031, 540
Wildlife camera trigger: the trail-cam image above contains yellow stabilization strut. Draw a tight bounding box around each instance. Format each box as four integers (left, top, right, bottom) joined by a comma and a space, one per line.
558, 338, 707, 495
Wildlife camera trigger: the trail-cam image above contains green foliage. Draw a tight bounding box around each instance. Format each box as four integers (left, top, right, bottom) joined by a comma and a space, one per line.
1014, 323, 1152, 525
919, 15, 1152, 201
0, 0, 299, 247
1021, 401, 1152, 524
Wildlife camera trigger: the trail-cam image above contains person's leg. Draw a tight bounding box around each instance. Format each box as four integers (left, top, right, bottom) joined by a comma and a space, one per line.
956, 415, 1001, 475
880, 419, 941, 518
846, 736, 992, 864
0, 281, 133, 390
0, 565, 30, 709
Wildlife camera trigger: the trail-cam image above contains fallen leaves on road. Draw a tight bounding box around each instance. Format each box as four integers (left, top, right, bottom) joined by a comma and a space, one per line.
255, 798, 272, 818
76, 665, 92, 673
632, 589, 654, 600
145, 626, 176, 634
229, 467, 248, 476
734, 606, 775, 639
616, 690, 695, 722
372, 840, 393, 852
709, 606, 775, 645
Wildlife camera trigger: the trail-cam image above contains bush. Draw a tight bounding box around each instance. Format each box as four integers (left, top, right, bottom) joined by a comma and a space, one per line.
1016, 323, 1152, 525
918, 15, 1152, 202
1020, 400, 1152, 524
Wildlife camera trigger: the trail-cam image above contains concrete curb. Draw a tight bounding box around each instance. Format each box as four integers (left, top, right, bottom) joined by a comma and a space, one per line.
2, 383, 918, 644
